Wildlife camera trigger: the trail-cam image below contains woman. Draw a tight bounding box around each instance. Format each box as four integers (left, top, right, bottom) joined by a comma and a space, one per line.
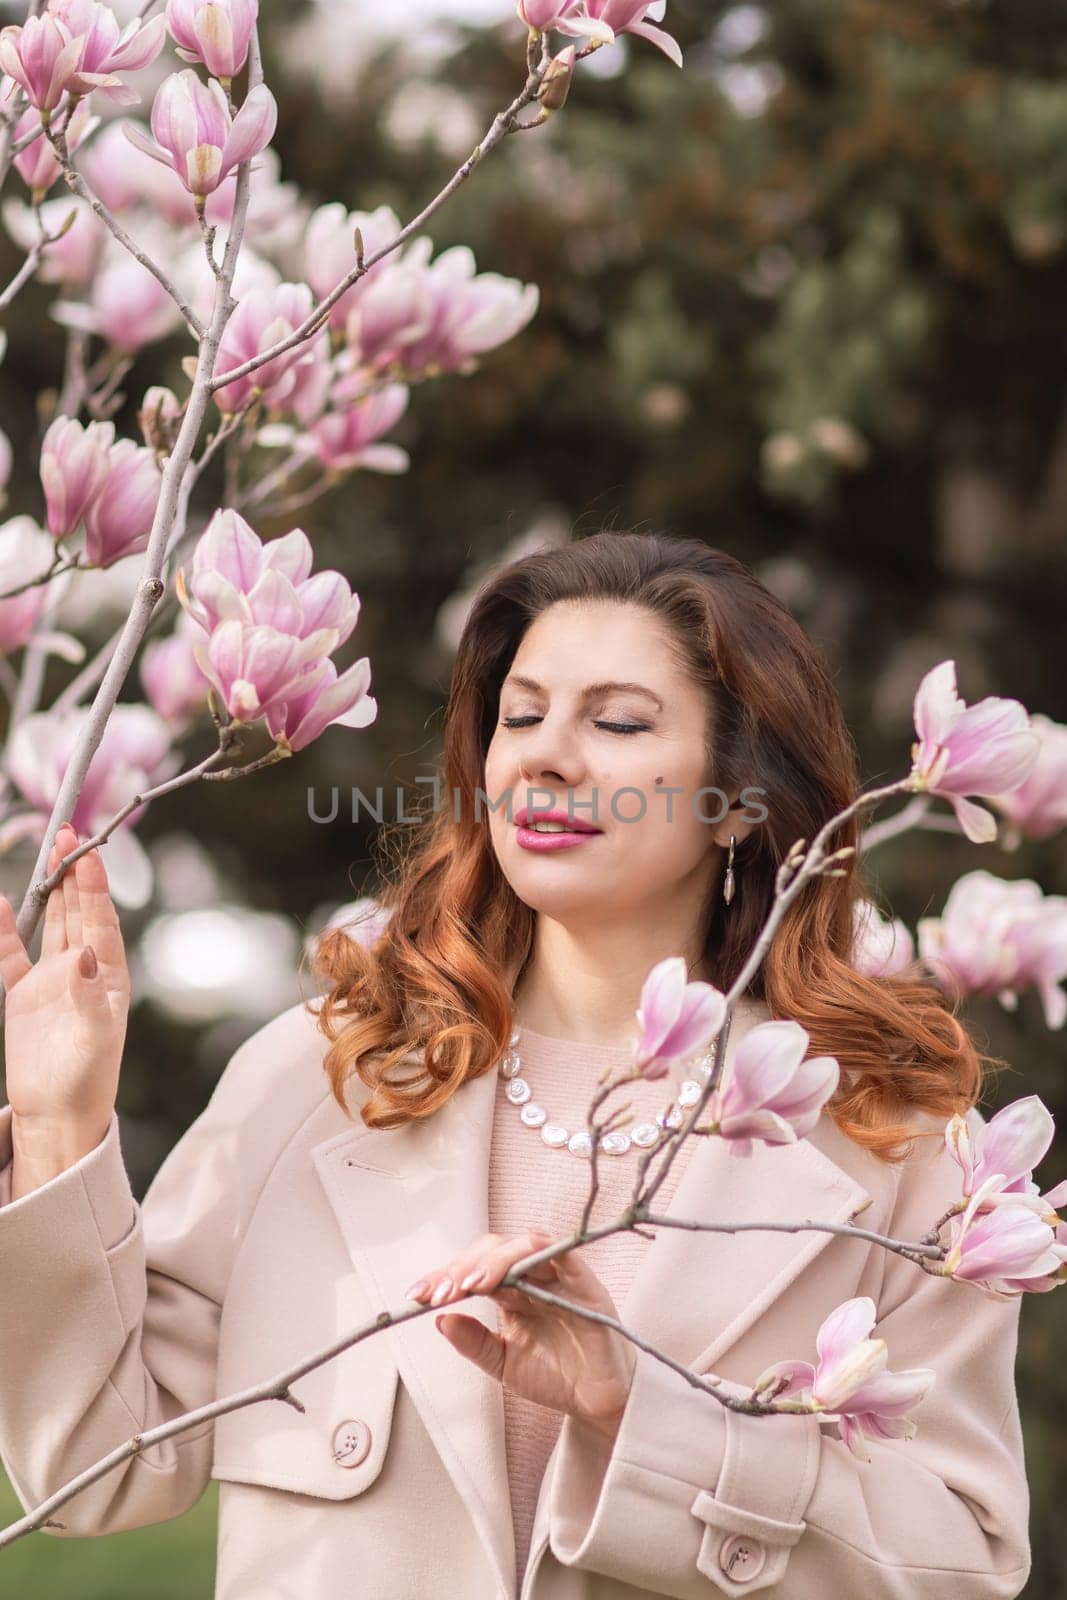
0, 533, 1031, 1598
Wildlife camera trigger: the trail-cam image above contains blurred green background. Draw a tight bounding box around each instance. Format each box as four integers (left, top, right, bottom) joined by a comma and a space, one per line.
1, 0, 1065, 1593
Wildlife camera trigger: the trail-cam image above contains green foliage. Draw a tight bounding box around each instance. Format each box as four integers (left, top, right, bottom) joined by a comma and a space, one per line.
0, 1469, 217, 1597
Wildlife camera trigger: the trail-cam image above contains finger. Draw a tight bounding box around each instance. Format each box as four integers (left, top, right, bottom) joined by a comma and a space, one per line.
0, 890, 32, 991
470, 1228, 559, 1298
60, 828, 82, 949
73, 841, 127, 976
434, 1313, 506, 1382
40, 830, 71, 957
406, 1232, 510, 1305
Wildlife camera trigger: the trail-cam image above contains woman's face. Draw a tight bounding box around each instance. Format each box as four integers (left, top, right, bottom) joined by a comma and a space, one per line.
483, 599, 738, 929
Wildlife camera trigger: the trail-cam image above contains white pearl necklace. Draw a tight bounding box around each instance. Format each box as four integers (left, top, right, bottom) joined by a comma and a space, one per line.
498, 1024, 719, 1159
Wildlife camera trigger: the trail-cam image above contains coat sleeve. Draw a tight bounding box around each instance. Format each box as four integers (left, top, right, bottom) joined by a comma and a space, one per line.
545, 1125, 1033, 1599
0, 1005, 317, 1538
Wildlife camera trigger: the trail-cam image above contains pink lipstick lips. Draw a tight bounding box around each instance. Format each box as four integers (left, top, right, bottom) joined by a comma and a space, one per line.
513, 806, 603, 852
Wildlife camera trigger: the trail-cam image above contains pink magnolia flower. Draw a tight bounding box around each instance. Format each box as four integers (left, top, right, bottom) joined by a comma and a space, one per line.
124, 69, 277, 201
0, 14, 82, 116
140, 609, 212, 724
945, 1096, 1056, 1206
303, 202, 406, 336
286, 335, 333, 428
175, 510, 367, 733
39, 415, 114, 539
0, 426, 10, 506
917, 870, 1067, 1030
517, 1, 585, 28
633, 956, 727, 1079
908, 660, 1040, 844
754, 1297, 935, 1462
851, 898, 916, 979
84, 117, 294, 237
12, 96, 96, 198
54, 249, 183, 353
83, 439, 161, 567
188, 618, 337, 726
390, 246, 539, 377
941, 1177, 1065, 1295
165, 0, 258, 82
80, 117, 183, 214
264, 655, 377, 752
212, 282, 319, 414
707, 1018, 840, 1156
551, 0, 683, 66
177, 509, 359, 644
3, 703, 178, 907
987, 714, 1067, 846
310, 383, 410, 474
0, 516, 84, 661
50, 0, 166, 103
3, 194, 104, 287
992, 1178, 1067, 1293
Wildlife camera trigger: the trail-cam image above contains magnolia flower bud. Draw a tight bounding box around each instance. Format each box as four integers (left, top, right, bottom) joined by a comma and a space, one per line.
138, 386, 184, 453
538, 46, 576, 113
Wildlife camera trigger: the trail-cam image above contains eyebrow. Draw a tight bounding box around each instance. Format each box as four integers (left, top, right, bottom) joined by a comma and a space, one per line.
501, 674, 664, 711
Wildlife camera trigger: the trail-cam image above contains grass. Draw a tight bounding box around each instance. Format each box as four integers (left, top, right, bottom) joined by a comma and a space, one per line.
0, 1466, 218, 1599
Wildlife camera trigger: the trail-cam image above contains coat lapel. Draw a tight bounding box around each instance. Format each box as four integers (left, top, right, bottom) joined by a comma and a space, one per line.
311, 1011, 872, 1597
312, 1062, 514, 1596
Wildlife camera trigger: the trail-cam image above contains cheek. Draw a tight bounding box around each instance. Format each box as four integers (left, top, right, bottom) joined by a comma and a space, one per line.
483, 742, 509, 802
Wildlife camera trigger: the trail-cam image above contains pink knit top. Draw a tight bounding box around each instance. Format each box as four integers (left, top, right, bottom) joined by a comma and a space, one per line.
487, 1024, 701, 1592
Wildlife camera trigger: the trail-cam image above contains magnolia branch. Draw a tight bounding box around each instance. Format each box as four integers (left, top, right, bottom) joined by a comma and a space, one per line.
207, 48, 556, 395
633, 778, 912, 1215
27, 726, 290, 903
2, 31, 265, 1012
0, 1203, 954, 1548
0, 222, 62, 311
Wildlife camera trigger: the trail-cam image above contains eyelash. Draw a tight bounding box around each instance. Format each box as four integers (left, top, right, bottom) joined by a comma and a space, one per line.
500, 716, 649, 736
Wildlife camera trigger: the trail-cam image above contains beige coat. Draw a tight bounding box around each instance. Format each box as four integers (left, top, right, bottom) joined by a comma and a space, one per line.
0, 997, 1032, 1598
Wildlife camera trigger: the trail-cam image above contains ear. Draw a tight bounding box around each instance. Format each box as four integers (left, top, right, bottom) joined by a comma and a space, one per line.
709, 790, 763, 852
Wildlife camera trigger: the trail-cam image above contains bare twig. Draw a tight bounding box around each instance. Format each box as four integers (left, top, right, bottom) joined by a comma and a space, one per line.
0, 552, 84, 601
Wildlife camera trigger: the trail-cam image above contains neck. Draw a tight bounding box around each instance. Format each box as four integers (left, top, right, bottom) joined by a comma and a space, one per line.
510, 919, 719, 1050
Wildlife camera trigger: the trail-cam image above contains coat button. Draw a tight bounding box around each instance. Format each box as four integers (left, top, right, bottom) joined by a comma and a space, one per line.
332, 1419, 372, 1467
719, 1534, 766, 1582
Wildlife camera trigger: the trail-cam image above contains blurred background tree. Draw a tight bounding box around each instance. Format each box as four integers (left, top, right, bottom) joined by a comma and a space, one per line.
1, 0, 1063, 1592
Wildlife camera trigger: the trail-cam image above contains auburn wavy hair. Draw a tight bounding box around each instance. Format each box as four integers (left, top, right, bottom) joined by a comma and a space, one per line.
305, 531, 999, 1163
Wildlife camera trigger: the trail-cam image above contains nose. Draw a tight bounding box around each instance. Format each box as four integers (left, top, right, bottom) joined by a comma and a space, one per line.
516, 719, 587, 806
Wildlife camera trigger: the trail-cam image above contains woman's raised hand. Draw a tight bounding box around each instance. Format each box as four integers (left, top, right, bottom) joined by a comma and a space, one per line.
0, 821, 131, 1146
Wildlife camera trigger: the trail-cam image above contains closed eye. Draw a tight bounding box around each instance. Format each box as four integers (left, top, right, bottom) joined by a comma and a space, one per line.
500, 717, 648, 735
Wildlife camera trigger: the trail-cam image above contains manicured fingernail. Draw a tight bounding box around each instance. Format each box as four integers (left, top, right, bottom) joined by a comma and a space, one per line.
430, 1276, 454, 1306
405, 1279, 429, 1301
459, 1269, 484, 1291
